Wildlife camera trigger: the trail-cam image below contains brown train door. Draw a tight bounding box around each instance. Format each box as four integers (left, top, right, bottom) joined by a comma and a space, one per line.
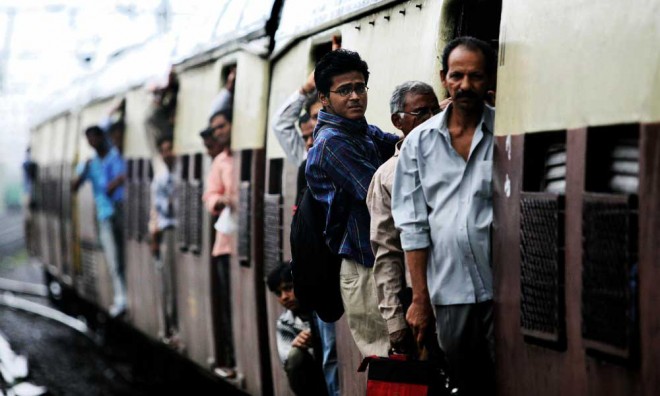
229, 52, 274, 396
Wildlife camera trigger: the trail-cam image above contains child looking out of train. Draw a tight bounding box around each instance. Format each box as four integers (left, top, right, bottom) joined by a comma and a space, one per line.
267, 262, 328, 396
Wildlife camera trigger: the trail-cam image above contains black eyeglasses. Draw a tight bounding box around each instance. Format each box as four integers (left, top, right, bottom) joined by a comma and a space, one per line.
398, 106, 441, 118
330, 83, 369, 97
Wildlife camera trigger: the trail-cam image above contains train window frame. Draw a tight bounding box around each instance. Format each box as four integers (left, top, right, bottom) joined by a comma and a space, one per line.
581, 123, 640, 365
522, 130, 568, 193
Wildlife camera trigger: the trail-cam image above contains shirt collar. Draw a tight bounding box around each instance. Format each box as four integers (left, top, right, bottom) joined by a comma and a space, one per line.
437, 103, 495, 138
394, 138, 404, 157
314, 109, 369, 138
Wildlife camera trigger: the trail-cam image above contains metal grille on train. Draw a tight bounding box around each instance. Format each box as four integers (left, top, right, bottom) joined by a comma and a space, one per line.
263, 193, 282, 277
519, 132, 567, 349
582, 125, 640, 362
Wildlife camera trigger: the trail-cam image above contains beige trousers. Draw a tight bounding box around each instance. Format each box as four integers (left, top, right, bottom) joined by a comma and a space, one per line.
340, 258, 390, 357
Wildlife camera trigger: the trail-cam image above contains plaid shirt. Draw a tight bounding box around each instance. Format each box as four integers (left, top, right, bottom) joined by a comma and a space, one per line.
305, 110, 399, 267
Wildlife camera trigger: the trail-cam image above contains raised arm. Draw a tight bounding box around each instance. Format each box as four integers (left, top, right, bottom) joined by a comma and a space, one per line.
271, 90, 308, 166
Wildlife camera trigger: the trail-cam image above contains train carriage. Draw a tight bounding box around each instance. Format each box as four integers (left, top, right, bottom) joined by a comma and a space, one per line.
75, 98, 120, 308
170, 1, 280, 393
492, 1, 660, 395
23, 0, 660, 395
266, 0, 501, 394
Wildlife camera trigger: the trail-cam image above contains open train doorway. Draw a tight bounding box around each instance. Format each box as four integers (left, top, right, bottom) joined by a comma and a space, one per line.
263, 35, 338, 395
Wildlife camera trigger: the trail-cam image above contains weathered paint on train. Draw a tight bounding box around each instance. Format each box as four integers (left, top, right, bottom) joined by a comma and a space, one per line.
265, 1, 455, 394
494, 0, 660, 136
28, 0, 660, 395
493, 1, 660, 395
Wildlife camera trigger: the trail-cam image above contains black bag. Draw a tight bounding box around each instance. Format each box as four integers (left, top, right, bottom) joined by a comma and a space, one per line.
290, 187, 344, 322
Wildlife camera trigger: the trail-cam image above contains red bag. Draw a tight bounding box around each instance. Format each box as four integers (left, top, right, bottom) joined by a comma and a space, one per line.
358, 355, 449, 396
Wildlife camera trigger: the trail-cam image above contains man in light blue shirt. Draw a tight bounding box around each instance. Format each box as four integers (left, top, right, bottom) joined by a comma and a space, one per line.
392, 37, 497, 395
73, 125, 127, 317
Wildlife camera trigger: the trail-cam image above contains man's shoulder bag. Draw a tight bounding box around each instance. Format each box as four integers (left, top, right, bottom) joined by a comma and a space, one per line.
290, 187, 344, 323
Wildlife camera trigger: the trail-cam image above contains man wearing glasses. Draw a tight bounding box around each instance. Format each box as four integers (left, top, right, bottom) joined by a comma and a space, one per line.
305, 49, 399, 357
366, 81, 444, 356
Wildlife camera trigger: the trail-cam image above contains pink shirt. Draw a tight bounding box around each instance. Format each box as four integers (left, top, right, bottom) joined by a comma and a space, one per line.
202, 149, 235, 257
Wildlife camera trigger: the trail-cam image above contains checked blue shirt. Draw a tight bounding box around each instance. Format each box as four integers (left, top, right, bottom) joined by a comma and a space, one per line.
305, 110, 399, 267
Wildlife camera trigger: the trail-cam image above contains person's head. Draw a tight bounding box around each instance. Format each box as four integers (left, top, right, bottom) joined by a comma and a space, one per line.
440, 36, 496, 113
304, 90, 323, 127
389, 81, 440, 136
199, 128, 221, 158
157, 136, 175, 169
107, 121, 125, 152
267, 262, 299, 312
84, 125, 107, 152
315, 49, 370, 121
209, 109, 232, 150
298, 113, 315, 151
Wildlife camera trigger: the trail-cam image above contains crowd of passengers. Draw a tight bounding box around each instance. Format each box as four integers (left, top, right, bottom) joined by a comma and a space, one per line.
71, 35, 496, 396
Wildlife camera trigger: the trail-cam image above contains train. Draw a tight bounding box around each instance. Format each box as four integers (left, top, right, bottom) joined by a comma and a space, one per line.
24, 0, 660, 395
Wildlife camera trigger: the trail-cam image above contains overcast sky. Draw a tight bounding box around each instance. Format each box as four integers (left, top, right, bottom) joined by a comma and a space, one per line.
0, 0, 208, 188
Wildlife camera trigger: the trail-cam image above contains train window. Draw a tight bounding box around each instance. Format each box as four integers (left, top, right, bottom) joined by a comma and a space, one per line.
585, 124, 639, 194
237, 151, 253, 267
176, 155, 191, 251
189, 153, 204, 255
522, 131, 567, 194
264, 158, 284, 276
127, 159, 135, 180
519, 131, 567, 350
125, 159, 137, 240
448, 0, 502, 46
240, 150, 252, 181
582, 124, 639, 363
220, 64, 236, 88
312, 40, 334, 64
267, 158, 283, 195
180, 154, 190, 181
138, 158, 150, 242
137, 159, 144, 182
443, 0, 502, 92
193, 153, 203, 180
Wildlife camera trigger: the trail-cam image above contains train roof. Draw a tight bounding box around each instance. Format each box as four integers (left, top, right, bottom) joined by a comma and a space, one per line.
173, 0, 279, 67
272, 0, 401, 59
32, 0, 280, 128
31, 35, 175, 128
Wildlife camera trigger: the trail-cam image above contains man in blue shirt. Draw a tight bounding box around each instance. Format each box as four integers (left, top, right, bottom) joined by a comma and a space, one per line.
305, 49, 399, 357
392, 37, 497, 395
73, 125, 127, 317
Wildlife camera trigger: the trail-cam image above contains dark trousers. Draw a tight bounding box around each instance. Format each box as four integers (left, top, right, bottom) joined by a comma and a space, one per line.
112, 201, 125, 282
212, 254, 235, 366
435, 301, 495, 396
285, 347, 328, 396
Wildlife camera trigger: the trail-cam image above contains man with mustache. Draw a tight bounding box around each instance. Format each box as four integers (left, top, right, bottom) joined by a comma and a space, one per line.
305, 49, 399, 357
392, 37, 497, 395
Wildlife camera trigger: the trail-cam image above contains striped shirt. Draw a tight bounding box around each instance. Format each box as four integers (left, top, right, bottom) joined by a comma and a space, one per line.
276, 309, 313, 364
